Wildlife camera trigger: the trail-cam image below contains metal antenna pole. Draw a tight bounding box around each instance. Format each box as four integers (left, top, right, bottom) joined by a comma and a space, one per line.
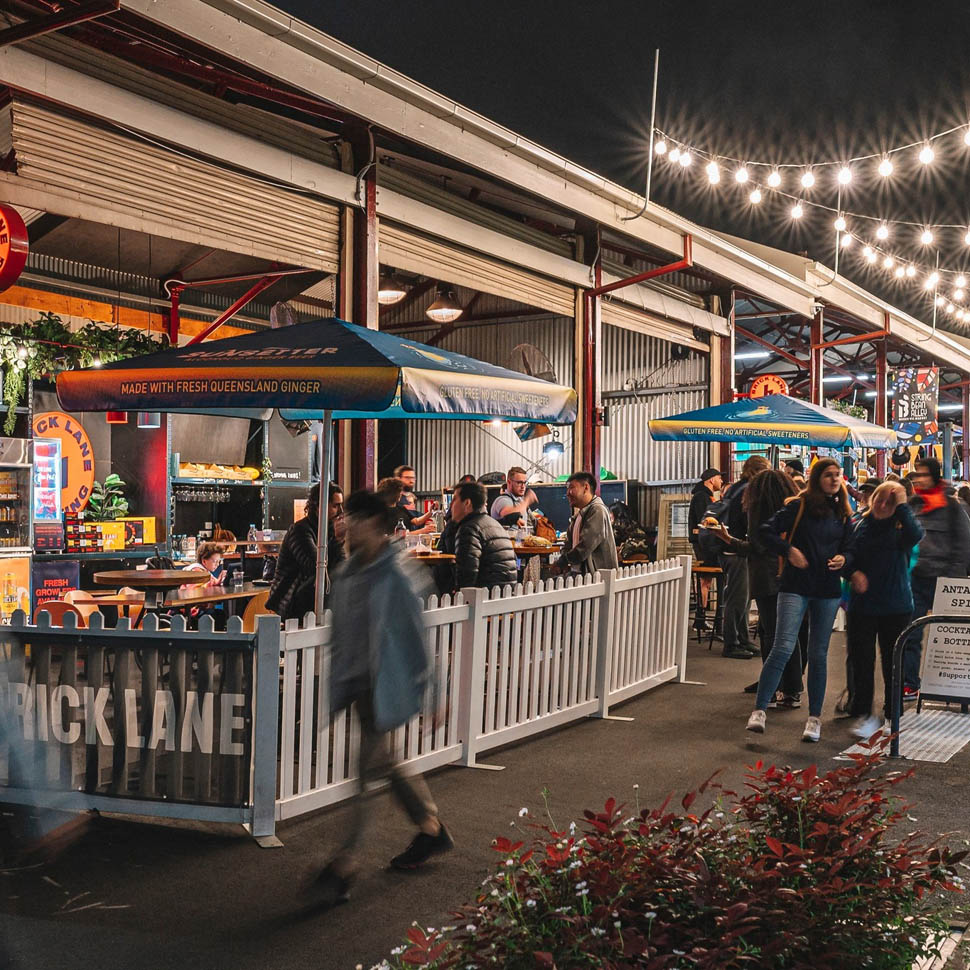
621, 49, 660, 221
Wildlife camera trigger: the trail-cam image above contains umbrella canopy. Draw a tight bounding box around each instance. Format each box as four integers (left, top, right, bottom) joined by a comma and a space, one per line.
648, 394, 896, 449
56, 318, 577, 425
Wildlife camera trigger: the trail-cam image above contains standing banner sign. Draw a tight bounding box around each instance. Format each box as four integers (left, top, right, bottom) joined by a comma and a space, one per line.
922, 579, 970, 701
32, 559, 80, 616
893, 366, 939, 446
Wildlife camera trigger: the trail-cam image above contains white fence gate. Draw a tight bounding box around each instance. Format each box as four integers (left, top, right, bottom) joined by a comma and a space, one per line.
275, 558, 691, 824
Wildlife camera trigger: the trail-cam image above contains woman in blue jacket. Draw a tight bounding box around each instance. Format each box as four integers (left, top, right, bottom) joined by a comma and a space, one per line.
845, 481, 923, 738
747, 458, 854, 742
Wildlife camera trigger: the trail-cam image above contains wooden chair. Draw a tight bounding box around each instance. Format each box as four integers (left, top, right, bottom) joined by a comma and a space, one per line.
241, 589, 275, 632
36, 601, 85, 627
63, 589, 103, 626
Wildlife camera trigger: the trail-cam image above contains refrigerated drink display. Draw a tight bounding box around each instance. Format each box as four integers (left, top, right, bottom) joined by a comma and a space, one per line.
0, 439, 34, 621
32, 437, 62, 522
0, 467, 28, 550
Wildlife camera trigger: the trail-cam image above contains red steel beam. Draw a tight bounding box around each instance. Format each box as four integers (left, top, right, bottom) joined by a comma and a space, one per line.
734, 326, 802, 366
811, 328, 890, 351
186, 275, 283, 345
587, 234, 693, 301
0, 0, 119, 48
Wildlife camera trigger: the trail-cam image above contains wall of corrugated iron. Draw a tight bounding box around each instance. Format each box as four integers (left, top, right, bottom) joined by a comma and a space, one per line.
397, 315, 709, 492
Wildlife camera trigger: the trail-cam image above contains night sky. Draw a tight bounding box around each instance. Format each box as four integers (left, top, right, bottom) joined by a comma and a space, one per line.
277, 0, 970, 325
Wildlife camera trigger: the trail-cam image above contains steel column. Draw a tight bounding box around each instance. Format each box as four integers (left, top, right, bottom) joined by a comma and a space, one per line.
168, 286, 181, 345
720, 289, 736, 474
875, 329, 888, 477
810, 308, 824, 405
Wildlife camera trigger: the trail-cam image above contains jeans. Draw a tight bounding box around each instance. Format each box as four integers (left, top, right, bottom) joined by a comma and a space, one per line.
720, 554, 752, 649
756, 593, 841, 717
903, 574, 936, 690
847, 610, 911, 719
755, 594, 805, 696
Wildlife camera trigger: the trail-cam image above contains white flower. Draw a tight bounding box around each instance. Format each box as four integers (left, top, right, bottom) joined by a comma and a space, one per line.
590, 927, 606, 936
575, 880, 587, 888
525, 898, 537, 908
633, 783, 639, 790
390, 946, 405, 955
490, 889, 499, 896
645, 911, 657, 919
569, 821, 576, 835
505, 859, 514, 867
466, 925, 477, 933
519, 807, 528, 817
576, 888, 589, 897
673, 949, 686, 956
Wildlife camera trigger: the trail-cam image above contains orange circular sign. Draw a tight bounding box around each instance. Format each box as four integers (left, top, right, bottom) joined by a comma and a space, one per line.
749, 374, 789, 398
32, 411, 95, 514
0, 204, 28, 294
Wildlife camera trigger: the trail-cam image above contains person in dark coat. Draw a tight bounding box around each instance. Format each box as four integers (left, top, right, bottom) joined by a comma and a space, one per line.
747, 458, 854, 743
451, 481, 518, 590
845, 481, 924, 738
902, 457, 970, 694
710, 469, 802, 697
266, 483, 345, 622
687, 467, 722, 633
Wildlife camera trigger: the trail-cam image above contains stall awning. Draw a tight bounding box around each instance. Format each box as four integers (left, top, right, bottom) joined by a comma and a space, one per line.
648, 394, 896, 449
56, 318, 578, 425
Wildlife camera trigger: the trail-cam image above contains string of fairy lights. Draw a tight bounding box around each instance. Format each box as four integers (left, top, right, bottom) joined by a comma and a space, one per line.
652, 121, 970, 320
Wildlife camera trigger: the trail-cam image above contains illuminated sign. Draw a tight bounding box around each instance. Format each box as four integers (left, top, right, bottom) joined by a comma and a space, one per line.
0, 203, 28, 294
749, 374, 789, 398
32, 411, 96, 514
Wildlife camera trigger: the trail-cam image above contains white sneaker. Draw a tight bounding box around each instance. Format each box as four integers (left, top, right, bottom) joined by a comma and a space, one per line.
746, 710, 766, 734
850, 714, 884, 739
802, 716, 821, 743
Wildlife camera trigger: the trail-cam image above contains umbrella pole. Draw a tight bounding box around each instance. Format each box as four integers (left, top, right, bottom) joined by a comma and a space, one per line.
314, 410, 334, 623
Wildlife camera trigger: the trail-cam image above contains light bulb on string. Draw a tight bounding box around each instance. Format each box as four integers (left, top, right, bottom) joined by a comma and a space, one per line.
883, 255, 895, 269
947, 303, 955, 314
924, 272, 939, 290
706, 160, 720, 184
735, 165, 749, 183
800, 169, 815, 188
833, 215, 847, 232
894, 266, 905, 278
920, 229, 934, 245
767, 170, 782, 188
837, 166, 853, 185
878, 157, 894, 177
935, 295, 946, 306
668, 147, 681, 163
964, 128, 970, 146
749, 188, 762, 204
840, 233, 852, 248
863, 246, 877, 263
955, 288, 966, 301
918, 143, 935, 164
678, 150, 692, 167
906, 265, 916, 277
790, 203, 804, 219
965, 229, 970, 246
957, 275, 967, 288
876, 224, 890, 240
654, 140, 667, 155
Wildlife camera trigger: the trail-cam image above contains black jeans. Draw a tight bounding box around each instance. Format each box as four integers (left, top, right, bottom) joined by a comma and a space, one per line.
756, 594, 805, 696
721, 554, 752, 649
847, 610, 911, 719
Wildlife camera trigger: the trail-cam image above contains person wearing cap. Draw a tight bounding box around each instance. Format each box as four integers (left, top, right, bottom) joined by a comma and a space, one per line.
784, 459, 804, 478
688, 467, 723, 634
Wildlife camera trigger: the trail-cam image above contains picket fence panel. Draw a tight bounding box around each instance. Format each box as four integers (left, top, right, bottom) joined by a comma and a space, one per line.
274, 558, 691, 822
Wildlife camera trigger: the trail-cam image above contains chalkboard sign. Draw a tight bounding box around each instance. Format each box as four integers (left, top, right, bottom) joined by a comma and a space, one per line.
921, 578, 970, 702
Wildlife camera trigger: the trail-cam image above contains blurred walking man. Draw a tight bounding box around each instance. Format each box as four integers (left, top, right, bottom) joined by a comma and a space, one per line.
315, 489, 452, 906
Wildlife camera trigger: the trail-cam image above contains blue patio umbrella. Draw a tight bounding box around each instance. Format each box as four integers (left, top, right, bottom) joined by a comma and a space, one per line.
648, 394, 896, 449
57, 318, 578, 617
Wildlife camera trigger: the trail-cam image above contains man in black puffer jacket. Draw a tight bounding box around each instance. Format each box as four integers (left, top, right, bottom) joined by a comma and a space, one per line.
451, 481, 518, 590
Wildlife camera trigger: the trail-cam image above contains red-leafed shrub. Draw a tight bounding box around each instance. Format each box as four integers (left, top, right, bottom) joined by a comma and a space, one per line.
373, 742, 965, 970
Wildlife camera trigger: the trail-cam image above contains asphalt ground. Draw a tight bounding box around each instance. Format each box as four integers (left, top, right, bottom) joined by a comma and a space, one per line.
2, 631, 968, 970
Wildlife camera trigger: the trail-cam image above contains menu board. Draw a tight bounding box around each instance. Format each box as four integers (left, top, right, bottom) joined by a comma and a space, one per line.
922, 579, 970, 700
32, 559, 79, 616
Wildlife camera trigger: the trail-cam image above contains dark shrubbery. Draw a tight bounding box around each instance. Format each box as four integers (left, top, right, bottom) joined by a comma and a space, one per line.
375, 744, 965, 969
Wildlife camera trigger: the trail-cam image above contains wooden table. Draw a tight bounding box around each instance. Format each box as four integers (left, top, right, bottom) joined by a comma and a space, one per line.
407, 551, 455, 562
94, 569, 193, 609
514, 543, 561, 585
164, 581, 265, 609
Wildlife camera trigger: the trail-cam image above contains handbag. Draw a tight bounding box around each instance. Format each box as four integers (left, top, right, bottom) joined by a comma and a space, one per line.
777, 498, 806, 577
533, 514, 558, 543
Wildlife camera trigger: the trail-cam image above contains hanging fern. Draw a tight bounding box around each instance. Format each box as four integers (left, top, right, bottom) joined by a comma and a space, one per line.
825, 398, 869, 421
0, 314, 167, 434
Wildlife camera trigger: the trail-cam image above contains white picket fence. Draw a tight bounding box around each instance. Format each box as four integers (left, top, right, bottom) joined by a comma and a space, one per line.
275, 557, 692, 823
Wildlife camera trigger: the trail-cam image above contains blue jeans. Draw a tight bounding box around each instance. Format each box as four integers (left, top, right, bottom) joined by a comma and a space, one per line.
755, 593, 841, 717
902, 574, 936, 690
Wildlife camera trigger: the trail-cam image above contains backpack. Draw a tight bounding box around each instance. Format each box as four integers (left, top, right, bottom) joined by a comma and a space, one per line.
695, 498, 729, 563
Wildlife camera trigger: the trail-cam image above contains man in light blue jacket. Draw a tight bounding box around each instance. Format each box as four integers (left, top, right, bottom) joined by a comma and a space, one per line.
316, 489, 452, 906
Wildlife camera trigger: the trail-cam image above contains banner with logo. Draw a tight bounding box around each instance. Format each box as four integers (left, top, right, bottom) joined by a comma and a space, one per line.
893, 366, 939, 446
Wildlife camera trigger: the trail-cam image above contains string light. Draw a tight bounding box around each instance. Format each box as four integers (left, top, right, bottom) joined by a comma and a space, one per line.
790, 203, 804, 219
837, 166, 853, 184
918, 144, 935, 164
894, 266, 905, 277
957, 275, 967, 288
668, 147, 681, 163
876, 224, 889, 240
800, 170, 816, 188
834, 215, 847, 232
863, 246, 877, 263
840, 233, 853, 248
749, 188, 762, 204
920, 229, 934, 245
678, 151, 692, 167
906, 265, 917, 277
706, 160, 720, 184
767, 170, 782, 187
654, 140, 667, 155
883, 255, 895, 269
955, 288, 966, 300
877, 157, 894, 177
735, 165, 749, 183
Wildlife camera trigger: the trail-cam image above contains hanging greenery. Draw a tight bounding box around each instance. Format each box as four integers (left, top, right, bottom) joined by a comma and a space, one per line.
0, 313, 166, 434
826, 397, 869, 421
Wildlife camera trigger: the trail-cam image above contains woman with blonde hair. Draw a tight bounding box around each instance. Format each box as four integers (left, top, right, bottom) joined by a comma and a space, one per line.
746, 458, 854, 742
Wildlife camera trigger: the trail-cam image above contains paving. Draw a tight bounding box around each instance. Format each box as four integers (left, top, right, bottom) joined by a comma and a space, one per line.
2, 633, 968, 970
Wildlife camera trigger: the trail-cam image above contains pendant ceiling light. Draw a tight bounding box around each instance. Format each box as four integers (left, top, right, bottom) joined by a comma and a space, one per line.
106, 411, 128, 424
136, 411, 162, 429
377, 273, 408, 305
425, 284, 463, 324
